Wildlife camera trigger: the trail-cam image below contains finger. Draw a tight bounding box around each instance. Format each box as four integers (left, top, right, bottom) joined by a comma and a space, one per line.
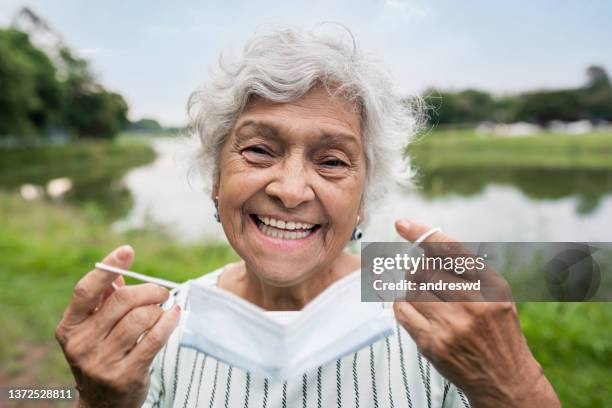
393, 301, 431, 342
409, 301, 459, 323
396, 219, 482, 282
396, 219, 463, 257
404, 287, 445, 303
409, 266, 487, 302
125, 304, 181, 367
395, 219, 455, 244
64, 245, 135, 325
104, 305, 164, 355
396, 219, 467, 257
111, 274, 126, 290
90, 283, 170, 336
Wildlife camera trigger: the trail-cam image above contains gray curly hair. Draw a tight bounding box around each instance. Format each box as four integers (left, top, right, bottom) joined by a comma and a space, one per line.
188, 24, 423, 214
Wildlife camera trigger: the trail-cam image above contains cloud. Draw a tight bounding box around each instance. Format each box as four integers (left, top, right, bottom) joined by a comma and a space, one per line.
383, 0, 429, 18
78, 47, 112, 57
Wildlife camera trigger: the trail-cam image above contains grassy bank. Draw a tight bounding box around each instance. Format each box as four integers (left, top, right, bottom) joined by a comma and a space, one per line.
518, 302, 612, 407
409, 129, 612, 170
0, 137, 158, 221
0, 138, 156, 184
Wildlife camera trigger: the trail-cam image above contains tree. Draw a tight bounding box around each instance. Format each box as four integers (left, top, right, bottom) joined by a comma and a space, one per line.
424, 88, 495, 125
581, 65, 612, 121
1, 8, 131, 140
585, 65, 610, 91
127, 118, 162, 131
511, 90, 582, 125
64, 89, 128, 139
57, 46, 128, 139
0, 28, 62, 137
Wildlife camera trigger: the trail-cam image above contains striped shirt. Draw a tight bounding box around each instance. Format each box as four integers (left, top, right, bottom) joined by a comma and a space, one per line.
143, 266, 470, 408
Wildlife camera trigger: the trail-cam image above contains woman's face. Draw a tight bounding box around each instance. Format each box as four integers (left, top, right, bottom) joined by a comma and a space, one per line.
215, 87, 367, 286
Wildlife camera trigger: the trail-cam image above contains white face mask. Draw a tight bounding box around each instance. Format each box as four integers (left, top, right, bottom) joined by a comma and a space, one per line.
180, 271, 395, 381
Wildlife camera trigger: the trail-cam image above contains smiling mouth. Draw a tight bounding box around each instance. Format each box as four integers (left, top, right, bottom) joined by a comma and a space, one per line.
249, 214, 320, 240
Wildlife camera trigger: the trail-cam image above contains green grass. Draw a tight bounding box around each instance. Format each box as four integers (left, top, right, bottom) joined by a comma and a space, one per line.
518, 302, 612, 407
409, 129, 612, 170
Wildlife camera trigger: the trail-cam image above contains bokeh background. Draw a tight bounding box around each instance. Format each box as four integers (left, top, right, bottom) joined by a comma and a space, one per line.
1, 1, 611, 406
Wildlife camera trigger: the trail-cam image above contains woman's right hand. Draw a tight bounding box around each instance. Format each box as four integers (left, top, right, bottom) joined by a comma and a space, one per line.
55, 245, 181, 408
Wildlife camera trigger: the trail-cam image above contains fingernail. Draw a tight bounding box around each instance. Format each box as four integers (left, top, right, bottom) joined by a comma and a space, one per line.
397, 219, 411, 231
116, 245, 133, 261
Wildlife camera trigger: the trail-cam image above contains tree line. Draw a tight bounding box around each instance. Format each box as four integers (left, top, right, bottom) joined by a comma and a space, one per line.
423, 66, 612, 126
0, 8, 128, 141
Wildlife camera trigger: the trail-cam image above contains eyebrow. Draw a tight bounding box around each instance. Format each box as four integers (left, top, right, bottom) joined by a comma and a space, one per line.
314, 131, 360, 151
234, 120, 360, 150
234, 121, 278, 142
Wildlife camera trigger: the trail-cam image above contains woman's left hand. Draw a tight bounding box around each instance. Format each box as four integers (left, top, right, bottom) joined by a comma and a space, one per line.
392, 219, 560, 408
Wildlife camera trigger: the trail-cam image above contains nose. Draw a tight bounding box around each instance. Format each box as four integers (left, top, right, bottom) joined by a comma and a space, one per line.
265, 154, 315, 209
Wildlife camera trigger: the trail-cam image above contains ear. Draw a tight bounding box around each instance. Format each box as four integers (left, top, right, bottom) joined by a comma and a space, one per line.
358, 205, 365, 225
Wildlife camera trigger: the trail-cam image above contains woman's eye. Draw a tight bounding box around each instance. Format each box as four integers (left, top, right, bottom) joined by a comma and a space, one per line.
321, 159, 348, 168
244, 146, 270, 156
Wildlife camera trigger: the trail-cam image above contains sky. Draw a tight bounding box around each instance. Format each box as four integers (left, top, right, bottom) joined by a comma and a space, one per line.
1, 0, 611, 126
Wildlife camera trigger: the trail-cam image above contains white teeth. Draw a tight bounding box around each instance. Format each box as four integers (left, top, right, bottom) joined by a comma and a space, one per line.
255, 215, 315, 230
258, 223, 313, 240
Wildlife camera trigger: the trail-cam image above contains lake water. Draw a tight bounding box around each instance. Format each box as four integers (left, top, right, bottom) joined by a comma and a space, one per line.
113, 138, 612, 243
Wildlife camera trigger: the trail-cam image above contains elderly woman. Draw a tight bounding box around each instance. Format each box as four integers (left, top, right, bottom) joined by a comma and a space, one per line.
55, 26, 559, 407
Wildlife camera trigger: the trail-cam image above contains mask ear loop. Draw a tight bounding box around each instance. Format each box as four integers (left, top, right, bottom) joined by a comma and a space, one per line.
411, 227, 441, 247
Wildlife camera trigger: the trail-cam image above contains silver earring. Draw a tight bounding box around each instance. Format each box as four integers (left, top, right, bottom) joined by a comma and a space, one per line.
213, 195, 220, 223
350, 215, 362, 241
